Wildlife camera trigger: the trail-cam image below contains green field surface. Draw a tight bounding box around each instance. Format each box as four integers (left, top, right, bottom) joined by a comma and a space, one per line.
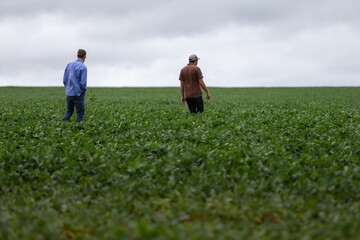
1, 87, 360, 239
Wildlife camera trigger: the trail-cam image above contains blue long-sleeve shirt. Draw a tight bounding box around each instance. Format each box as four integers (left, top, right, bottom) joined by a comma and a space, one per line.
63, 59, 87, 96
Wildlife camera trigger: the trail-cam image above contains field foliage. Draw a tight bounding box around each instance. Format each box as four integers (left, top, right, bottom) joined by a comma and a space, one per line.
1, 87, 360, 239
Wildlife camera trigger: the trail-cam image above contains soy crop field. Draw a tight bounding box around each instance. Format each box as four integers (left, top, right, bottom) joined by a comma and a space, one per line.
1, 87, 360, 239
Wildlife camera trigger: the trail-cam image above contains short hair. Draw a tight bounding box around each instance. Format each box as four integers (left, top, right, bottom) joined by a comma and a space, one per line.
77, 49, 87, 58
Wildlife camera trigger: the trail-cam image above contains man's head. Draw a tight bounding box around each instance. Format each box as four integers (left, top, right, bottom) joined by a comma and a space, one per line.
189, 54, 199, 64
77, 49, 87, 62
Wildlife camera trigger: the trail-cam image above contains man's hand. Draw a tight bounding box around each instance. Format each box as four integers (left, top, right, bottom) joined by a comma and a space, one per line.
181, 96, 186, 105
206, 92, 211, 100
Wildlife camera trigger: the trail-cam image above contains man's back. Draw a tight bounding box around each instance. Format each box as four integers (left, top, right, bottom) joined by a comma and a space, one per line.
63, 60, 87, 97
179, 63, 203, 98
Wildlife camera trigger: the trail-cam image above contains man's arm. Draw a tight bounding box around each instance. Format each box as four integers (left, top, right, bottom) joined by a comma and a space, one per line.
180, 80, 186, 105
199, 78, 210, 100
80, 68, 87, 93
63, 65, 68, 87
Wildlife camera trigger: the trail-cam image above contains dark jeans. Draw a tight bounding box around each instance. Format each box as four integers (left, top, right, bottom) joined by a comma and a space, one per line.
186, 96, 204, 114
62, 93, 85, 122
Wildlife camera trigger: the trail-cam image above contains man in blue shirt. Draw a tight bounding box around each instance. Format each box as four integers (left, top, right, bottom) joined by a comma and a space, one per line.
62, 49, 87, 122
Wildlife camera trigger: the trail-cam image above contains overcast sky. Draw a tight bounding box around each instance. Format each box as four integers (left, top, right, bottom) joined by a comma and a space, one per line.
0, 0, 359, 87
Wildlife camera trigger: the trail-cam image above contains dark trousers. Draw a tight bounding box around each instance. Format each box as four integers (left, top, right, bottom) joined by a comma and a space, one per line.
186, 96, 204, 114
62, 93, 85, 122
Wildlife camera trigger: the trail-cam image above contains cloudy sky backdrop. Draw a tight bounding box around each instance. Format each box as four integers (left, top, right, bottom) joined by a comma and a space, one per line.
0, 0, 359, 87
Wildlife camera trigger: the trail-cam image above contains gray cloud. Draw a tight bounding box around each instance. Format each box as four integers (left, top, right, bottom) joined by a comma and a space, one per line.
0, 0, 359, 87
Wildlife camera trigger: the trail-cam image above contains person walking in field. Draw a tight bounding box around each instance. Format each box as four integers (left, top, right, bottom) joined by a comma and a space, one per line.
179, 54, 210, 114
62, 49, 87, 122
